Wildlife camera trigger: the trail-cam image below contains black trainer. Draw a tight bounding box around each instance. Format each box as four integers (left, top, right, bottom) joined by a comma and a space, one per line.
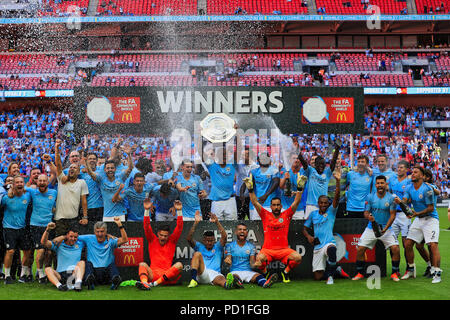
0, 273, 5, 280
38, 276, 47, 284
18, 276, 27, 283
423, 266, 432, 278
110, 275, 121, 290
26, 275, 33, 283
85, 274, 95, 290
4, 276, 14, 284
58, 284, 68, 291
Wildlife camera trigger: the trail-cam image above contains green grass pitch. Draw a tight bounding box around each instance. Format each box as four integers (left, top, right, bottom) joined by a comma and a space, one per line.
0, 208, 448, 300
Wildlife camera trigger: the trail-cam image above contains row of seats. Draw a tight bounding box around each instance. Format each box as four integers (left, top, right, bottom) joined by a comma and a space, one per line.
0, 74, 418, 89
37, 0, 448, 15
3, 52, 438, 74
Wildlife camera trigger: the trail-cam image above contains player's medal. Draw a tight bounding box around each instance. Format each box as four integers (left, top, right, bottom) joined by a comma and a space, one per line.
200, 113, 236, 143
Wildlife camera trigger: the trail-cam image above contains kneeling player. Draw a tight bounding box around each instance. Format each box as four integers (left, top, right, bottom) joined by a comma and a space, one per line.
224, 223, 278, 288
41, 222, 85, 291
136, 199, 184, 290
187, 211, 239, 289
303, 169, 349, 284
244, 173, 307, 283
352, 175, 401, 282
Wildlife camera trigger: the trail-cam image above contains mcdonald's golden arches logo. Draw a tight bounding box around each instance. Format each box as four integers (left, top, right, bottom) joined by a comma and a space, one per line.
122, 112, 133, 122
336, 112, 347, 122
123, 254, 136, 265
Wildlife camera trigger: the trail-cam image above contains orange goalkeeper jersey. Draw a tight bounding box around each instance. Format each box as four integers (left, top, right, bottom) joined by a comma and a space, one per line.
143, 215, 183, 270
260, 206, 294, 250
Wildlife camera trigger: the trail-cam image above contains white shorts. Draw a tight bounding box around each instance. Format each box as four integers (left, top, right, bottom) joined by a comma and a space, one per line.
183, 217, 196, 221
312, 243, 336, 272
211, 197, 237, 220
358, 227, 399, 250
391, 211, 411, 238
231, 270, 259, 283
249, 206, 271, 220
197, 268, 223, 285
103, 215, 125, 222
155, 212, 176, 222
407, 216, 440, 244
305, 205, 319, 220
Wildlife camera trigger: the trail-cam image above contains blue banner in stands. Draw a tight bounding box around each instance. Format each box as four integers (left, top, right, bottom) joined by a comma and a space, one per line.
0, 15, 449, 24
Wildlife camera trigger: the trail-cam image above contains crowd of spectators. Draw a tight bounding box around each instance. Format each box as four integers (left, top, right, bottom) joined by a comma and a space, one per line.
0, 105, 448, 198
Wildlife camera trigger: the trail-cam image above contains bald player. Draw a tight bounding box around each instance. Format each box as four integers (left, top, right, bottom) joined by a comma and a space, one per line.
244, 173, 307, 283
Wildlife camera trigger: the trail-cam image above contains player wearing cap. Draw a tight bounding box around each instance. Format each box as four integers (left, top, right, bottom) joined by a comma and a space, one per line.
352, 175, 401, 282
244, 173, 307, 283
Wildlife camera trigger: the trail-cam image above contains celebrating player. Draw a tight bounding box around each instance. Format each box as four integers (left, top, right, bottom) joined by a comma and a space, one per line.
352, 175, 401, 282
186, 210, 238, 289
224, 223, 278, 288
244, 172, 307, 283
135, 199, 184, 290
303, 168, 350, 284
397, 166, 442, 283
41, 222, 85, 291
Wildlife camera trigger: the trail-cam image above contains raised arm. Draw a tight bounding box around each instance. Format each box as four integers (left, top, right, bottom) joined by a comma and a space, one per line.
113, 217, 128, 246
54, 139, 63, 177
332, 169, 341, 208
186, 210, 202, 248
112, 184, 125, 203
122, 144, 134, 179
169, 200, 184, 243
41, 222, 56, 249
290, 175, 307, 213
244, 175, 262, 215
210, 213, 227, 247
143, 198, 157, 242
329, 144, 341, 172
297, 150, 309, 171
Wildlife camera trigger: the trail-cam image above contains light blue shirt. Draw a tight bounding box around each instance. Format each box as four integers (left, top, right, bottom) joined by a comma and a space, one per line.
404, 183, 438, 220
194, 241, 223, 273
304, 205, 338, 250
206, 163, 236, 201
371, 168, 396, 193
224, 240, 256, 272
81, 168, 103, 209
365, 192, 396, 229
28, 188, 57, 227
249, 166, 278, 209
1, 192, 31, 229
305, 166, 332, 206
177, 174, 204, 219
51, 240, 85, 273
346, 170, 372, 211
389, 176, 412, 211
152, 185, 179, 214
96, 171, 127, 218
78, 235, 118, 268
122, 184, 155, 221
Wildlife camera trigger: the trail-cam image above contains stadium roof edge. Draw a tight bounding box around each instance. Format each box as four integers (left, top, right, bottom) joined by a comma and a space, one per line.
0, 14, 449, 24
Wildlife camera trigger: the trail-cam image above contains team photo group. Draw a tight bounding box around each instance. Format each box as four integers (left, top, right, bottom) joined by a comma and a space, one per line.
0, 125, 445, 293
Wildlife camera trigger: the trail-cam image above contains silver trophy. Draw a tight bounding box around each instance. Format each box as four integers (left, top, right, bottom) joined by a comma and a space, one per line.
200, 113, 236, 143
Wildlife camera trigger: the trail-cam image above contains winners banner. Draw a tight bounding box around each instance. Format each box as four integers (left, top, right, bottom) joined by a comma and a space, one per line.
74, 87, 364, 135
79, 220, 386, 282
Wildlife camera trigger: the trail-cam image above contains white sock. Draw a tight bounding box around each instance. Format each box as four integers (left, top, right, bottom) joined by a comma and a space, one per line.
24, 266, 31, 276
152, 281, 159, 287
4, 268, 10, 277
427, 261, 432, 267
37, 269, 45, 278
408, 263, 415, 269
56, 282, 62, 288
430, 266, 436, 274
20, 265, 27, 277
